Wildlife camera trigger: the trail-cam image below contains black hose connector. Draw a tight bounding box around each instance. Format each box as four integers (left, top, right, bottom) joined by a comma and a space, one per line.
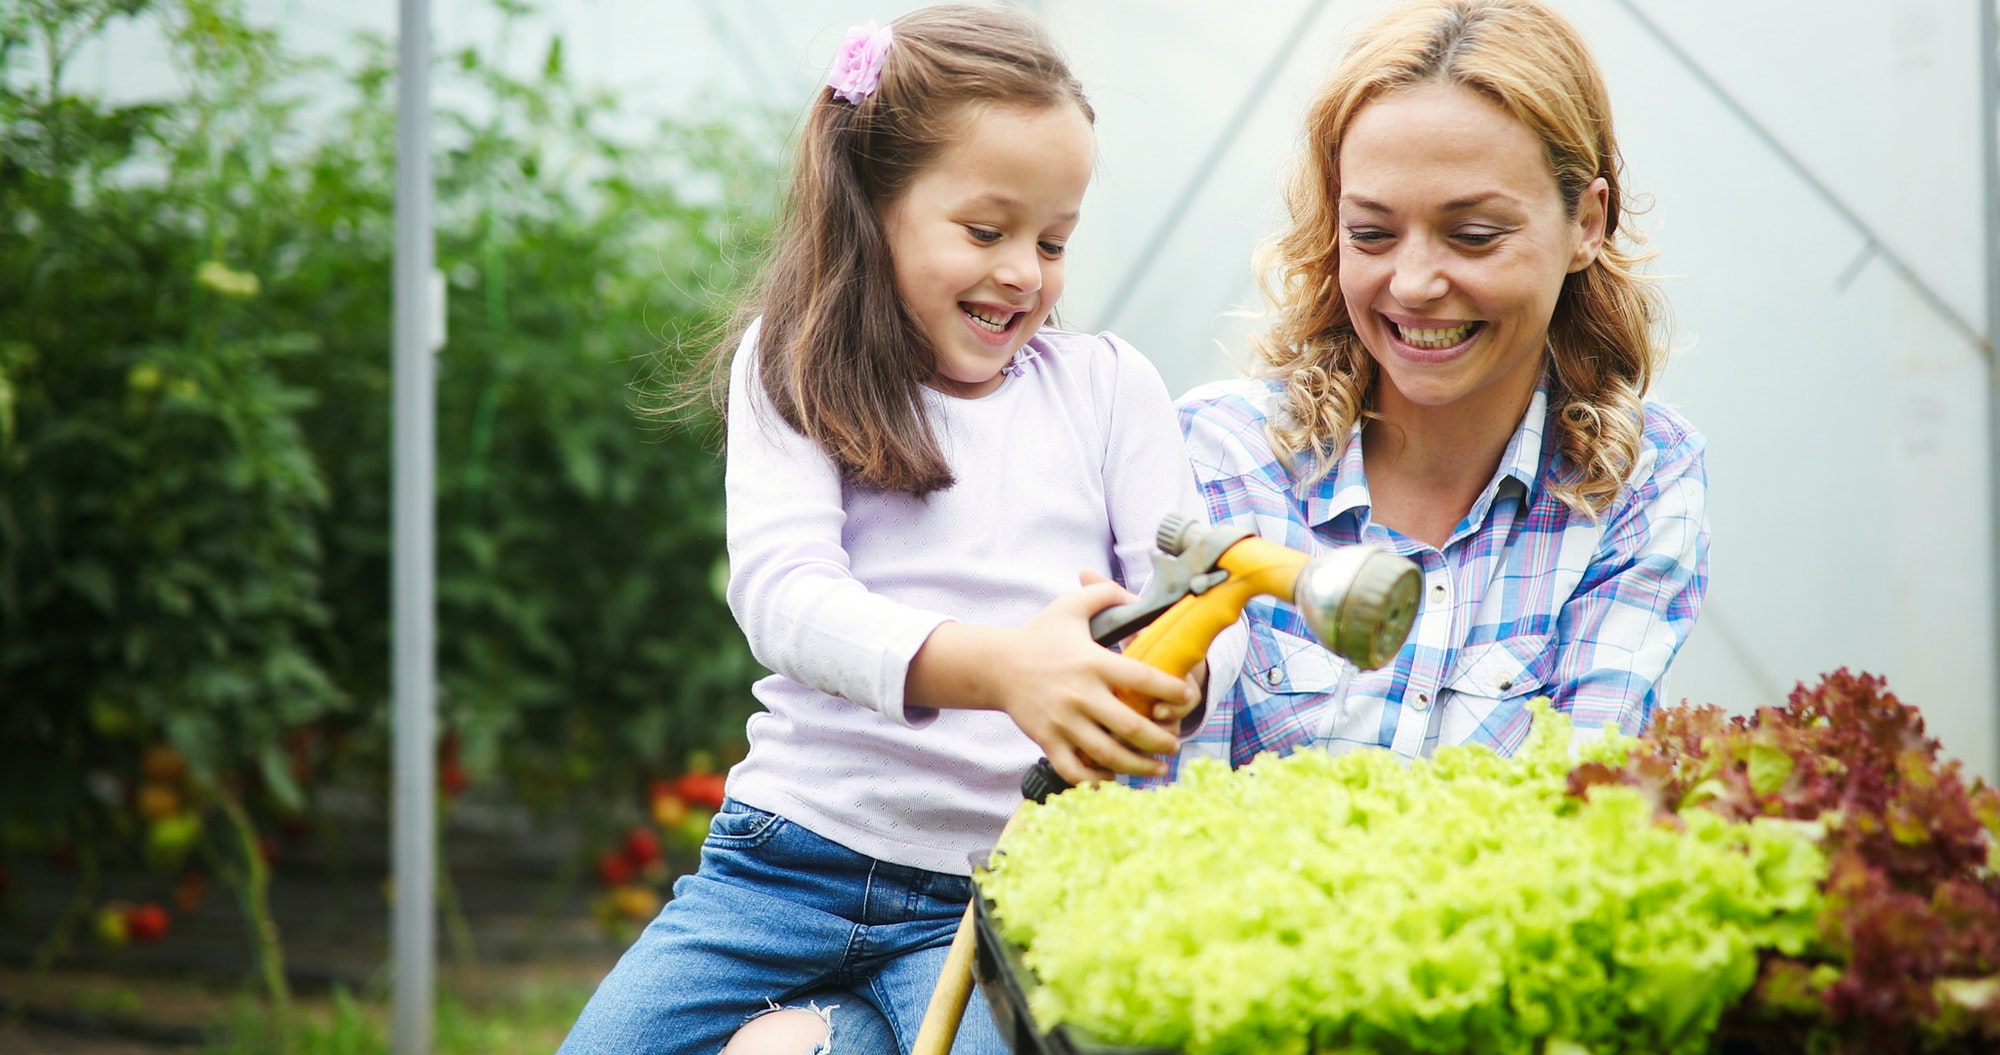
1020, 758, 1072, 804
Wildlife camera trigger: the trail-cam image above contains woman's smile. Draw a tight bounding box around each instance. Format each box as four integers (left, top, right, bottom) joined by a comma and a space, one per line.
1383, 313, 1485, 361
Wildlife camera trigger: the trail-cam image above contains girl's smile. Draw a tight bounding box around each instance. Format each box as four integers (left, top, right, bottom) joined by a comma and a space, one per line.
960, 300, 1028, 343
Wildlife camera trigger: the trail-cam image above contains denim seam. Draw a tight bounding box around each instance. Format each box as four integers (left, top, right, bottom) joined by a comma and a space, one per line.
840, 855, 881, 985
704, 797, 786, 849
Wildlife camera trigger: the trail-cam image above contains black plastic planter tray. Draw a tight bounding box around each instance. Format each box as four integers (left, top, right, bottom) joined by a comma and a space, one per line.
972, 895, 1179, 1055
969, 895, 1810, 1055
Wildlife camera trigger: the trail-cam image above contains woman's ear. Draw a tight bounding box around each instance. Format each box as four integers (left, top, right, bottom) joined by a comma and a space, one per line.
1568, 176, 1610, 273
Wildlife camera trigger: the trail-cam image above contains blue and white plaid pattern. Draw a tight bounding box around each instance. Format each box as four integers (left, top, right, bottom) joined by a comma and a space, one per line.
1167, 375, 1709, 776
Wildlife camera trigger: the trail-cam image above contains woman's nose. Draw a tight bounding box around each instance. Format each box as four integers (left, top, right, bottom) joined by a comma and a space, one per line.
1387, 242, 1449, 306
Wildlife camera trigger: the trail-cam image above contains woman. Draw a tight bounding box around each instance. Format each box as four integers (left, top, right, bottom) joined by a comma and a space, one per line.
1175, 0, 1709, 771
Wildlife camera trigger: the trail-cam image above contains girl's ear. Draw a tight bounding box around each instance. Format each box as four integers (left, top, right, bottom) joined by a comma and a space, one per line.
1567, 176, 1609, 274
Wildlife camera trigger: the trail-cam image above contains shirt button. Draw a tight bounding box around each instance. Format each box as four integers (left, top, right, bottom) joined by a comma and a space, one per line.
1265, 667, 1282, 687
1411, 692, 1432, 712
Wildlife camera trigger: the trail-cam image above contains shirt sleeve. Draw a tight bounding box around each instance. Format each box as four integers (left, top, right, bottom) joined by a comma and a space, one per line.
1141, 387, 1300, 781
1545, 412, 1712, 736
723, 324, 954, 727
1097, 334, 1203, 593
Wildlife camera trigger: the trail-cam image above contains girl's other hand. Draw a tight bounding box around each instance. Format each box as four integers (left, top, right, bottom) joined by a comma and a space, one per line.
906, 581, 1199, 786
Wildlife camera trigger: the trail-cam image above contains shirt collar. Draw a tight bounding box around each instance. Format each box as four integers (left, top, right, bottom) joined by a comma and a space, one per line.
1300, 375, 1551, 530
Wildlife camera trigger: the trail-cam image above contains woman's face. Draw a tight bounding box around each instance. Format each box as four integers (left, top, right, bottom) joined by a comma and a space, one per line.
1336, 82, 1606, 421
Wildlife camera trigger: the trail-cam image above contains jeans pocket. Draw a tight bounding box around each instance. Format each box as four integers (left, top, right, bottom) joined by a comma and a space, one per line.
704, 797, 784, 848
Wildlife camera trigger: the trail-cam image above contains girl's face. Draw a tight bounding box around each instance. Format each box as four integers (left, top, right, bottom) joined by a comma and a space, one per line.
878, 102, 1095, 398
1336, 82, 1606, 423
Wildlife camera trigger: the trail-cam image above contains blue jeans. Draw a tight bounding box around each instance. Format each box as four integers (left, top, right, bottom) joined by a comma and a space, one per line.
557, 799, 1006, 1055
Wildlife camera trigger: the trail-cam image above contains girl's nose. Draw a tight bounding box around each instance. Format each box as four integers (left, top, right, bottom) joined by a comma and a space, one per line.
1387, 242, 1449, 306
994, 243, 1043, 294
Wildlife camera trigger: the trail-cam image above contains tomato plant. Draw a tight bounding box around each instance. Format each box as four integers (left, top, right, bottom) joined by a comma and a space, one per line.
1, 0, 778, 998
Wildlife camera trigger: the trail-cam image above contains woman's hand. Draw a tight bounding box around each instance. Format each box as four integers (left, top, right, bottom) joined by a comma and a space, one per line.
906, 580, 1199, 786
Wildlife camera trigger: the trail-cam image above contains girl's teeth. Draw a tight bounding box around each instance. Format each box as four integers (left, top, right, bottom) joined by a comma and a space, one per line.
1397, 322, 1476, 349
963, 305, 1014, 332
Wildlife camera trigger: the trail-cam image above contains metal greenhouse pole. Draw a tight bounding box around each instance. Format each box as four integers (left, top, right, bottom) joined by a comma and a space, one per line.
1983, 0, 2000, 772
391, 0, 438, 1045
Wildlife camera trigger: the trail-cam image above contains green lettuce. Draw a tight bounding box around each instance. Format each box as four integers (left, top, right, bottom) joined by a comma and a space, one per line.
980, 702, 1826, 1055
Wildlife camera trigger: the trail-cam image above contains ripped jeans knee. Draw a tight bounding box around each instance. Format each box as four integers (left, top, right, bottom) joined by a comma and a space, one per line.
726, 998, 894, 1055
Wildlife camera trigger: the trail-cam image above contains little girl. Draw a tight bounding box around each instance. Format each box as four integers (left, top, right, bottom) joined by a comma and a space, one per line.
558, 6, 1226, 1054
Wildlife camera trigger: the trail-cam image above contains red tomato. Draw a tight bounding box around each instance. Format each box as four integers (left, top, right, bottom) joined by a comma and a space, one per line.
125, 903, 170, 944
596, 849, 635, 888
622, 826, 663, 867
674, 772, 728, 812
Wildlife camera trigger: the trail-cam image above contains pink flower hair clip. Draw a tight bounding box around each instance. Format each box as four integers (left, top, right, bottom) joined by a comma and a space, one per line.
826, 20, 893, 105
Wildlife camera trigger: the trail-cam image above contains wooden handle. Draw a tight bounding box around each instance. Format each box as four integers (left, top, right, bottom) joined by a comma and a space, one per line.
911, 898, 981, 1055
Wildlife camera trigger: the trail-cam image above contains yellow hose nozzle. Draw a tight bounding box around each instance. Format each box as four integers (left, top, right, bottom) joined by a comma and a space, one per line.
1116, 515, 1421, 693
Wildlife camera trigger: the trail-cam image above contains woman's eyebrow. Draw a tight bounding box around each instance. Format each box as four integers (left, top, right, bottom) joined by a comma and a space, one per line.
1340, 192, 1519, 213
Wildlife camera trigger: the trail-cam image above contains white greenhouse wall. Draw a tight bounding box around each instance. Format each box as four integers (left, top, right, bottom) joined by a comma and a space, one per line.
69, 0, 2000, 780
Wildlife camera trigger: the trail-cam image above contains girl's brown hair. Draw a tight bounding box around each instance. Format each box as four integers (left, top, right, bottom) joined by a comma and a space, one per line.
708, 3, 1093, 496
1255, 0, 1663, 515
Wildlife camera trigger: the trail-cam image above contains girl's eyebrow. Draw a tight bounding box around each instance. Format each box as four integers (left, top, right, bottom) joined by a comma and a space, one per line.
964, 192, 1080, 223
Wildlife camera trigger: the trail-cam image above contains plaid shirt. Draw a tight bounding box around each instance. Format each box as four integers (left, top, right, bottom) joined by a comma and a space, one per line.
1166, 375, 1709, 775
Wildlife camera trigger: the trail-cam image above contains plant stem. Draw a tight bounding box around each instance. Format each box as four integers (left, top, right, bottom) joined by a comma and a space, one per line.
215, 786, 291, 1013
435, 828, 478, 969
30, 842, 99, 976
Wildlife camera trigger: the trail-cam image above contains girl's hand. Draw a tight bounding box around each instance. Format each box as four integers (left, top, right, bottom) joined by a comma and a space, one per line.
906, 581, 1200, 786
1077, 568, 1204, 735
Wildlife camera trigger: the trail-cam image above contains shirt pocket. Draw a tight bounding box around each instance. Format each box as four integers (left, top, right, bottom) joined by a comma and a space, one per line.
1437, 634, 1555, 749
1443, 634, 1554, 701
1246, 623, 1353, 744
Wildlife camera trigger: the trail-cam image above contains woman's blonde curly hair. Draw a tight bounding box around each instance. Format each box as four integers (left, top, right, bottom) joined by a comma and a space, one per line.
1253, 0, 1665, 516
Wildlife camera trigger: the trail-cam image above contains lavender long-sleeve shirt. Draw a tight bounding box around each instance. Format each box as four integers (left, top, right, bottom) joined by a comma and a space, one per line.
721, 322, 1213, 875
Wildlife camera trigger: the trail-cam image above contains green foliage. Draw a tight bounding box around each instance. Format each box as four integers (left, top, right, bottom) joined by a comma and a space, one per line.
202, 981, 593, 1055
2, 0, 338, 830
0, 0, 775, 877
282, 15, 779, 803
982, 704, 1829, 1055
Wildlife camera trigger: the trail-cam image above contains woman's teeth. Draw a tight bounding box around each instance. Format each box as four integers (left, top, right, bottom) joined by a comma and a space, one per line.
963, 304, 1017, 333
1396, 321, 1477, 349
